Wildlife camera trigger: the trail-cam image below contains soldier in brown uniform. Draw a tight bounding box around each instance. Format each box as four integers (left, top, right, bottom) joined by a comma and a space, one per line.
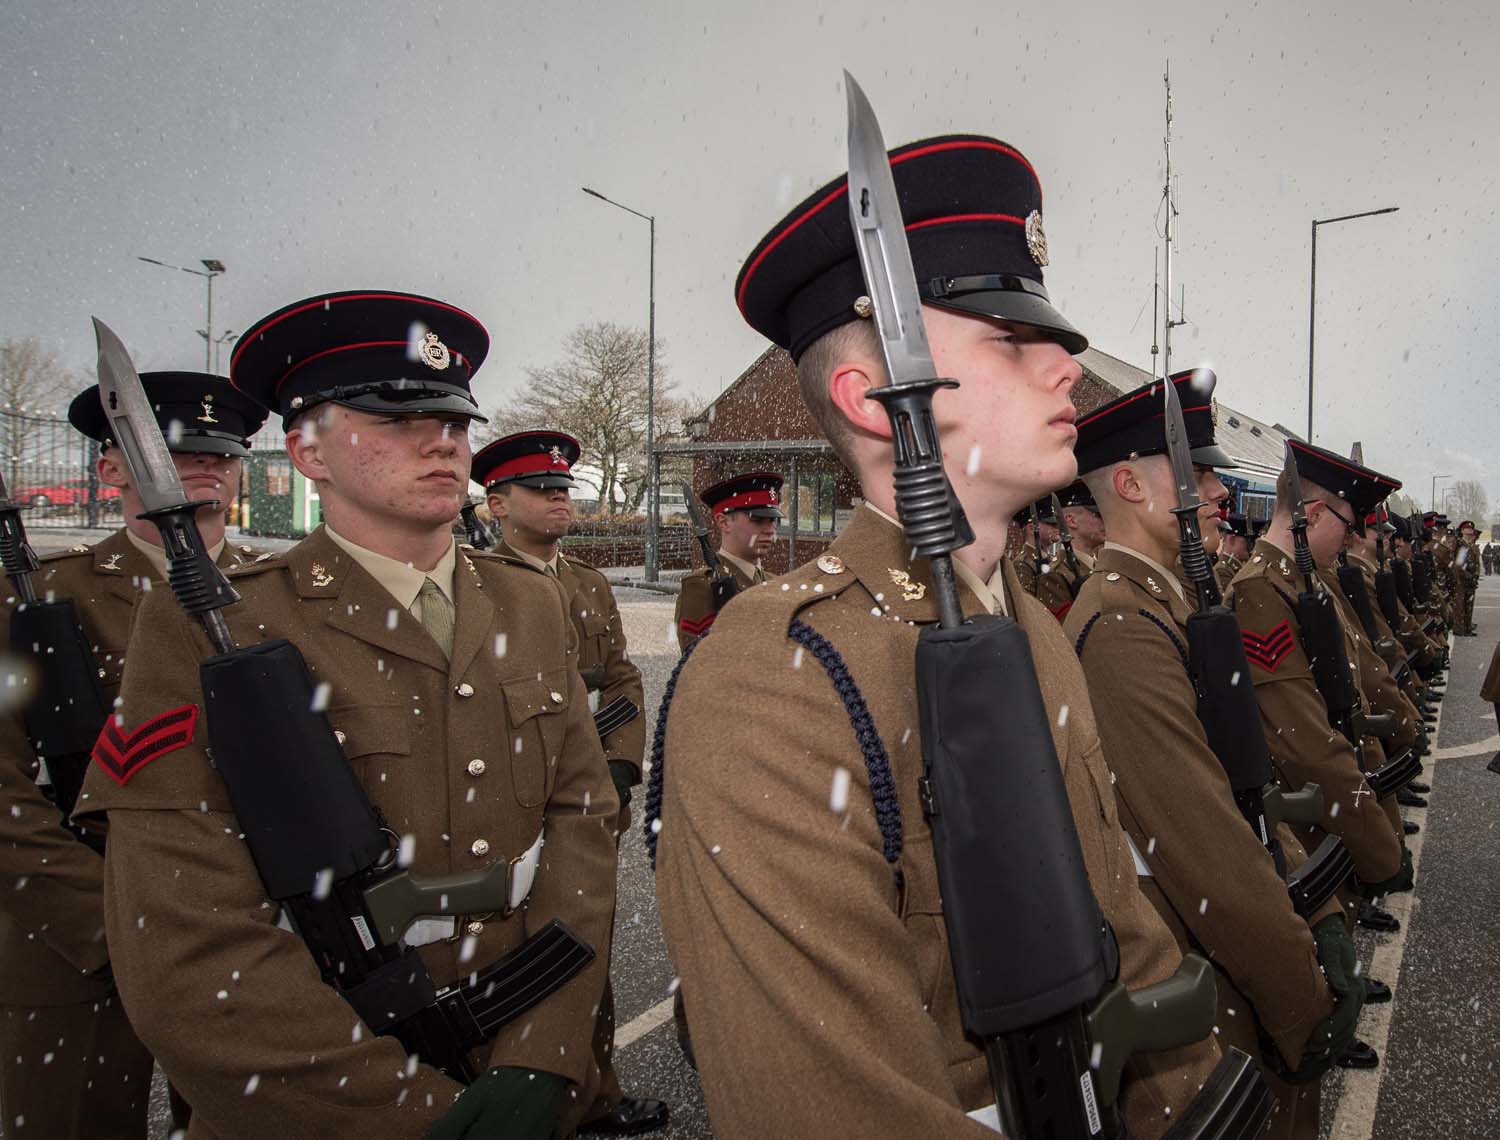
473, 429, 667, 1136
74, 292, 619, 1139
1065, 370, 1360, 1139
1227, 442, 1412, 933
672, 473, 781, 650
1059, 479, 1106, 567
1009, 497, 1057, 600
1215, 512, 1254, 594
0, 372, 267, 1139
653, 135, 1227, 1139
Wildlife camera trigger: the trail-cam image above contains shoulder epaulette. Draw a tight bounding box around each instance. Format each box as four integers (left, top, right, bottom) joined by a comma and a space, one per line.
39, 544, 96, 564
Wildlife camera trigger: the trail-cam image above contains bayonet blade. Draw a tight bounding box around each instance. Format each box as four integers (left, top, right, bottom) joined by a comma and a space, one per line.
1350, 441, 1364, 465
1283, 441, 1307, 530
1162, 375, 1201, 515
1051, 493, 1072, 544
0, 466, 12, 504
681, 484, 712, 540
93, 318, 190, 513
844, 72, 936, 390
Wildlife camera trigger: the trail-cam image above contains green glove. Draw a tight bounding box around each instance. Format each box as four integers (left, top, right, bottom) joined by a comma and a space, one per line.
608, 759, 637, 809
1283, 916, 1365, 1083
425, 1067, 566, 1140
1359, 846, 1414, 898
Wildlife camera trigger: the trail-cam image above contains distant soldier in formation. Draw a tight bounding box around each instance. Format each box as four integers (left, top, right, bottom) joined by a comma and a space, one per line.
1058, 479, 1106, 567
673, 472, 782, 650
1215, 511, 1255, 593
474, 428, 668, 1136
1452, 520, 1481, 635
1067, 369, 1360, 1139
0, 373, 267, 1139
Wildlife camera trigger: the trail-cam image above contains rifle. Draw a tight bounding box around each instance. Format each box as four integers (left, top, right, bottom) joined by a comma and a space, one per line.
844, 74, 1271, 1140
1372, 503, 1403, 633
93, 319, 592, 1082
1051, 491, 1086, 598
681, 483, 741, 613
1028, 499, 1045, 584
0, 468, 110, 850
1160, 382, 1344, 914
1283, 445, 1412, 803
458, 497, 494, 549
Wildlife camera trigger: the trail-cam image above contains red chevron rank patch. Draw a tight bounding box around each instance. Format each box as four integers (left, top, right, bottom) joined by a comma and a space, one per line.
1241, 621, 1295, 673
679, 612, 717, 639
92, 705, 200, 786
1050, 600, 1073, 622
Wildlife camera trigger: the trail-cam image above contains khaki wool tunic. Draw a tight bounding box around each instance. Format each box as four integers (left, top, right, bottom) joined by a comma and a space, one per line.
1227, 540, 1402, 886
73, 526, 619, 1139
673, 555, 762, 651
1067, 546, 1336, 1140
656, 506, 1223, 1140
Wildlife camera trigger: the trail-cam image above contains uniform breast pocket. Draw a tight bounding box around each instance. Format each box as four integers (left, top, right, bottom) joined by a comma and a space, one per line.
501, 670, 571, 807
326, 705, 413, 825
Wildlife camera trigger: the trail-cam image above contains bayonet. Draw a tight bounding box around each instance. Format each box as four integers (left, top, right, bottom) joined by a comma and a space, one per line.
1162, 375, 1220, 610
1028, 501, 1044, 582
1051, 492, 1080, 577
845, 71, 968, 628
458, 498, 493, 549
1282, 441, 1319, 583
92, 318, 239, 653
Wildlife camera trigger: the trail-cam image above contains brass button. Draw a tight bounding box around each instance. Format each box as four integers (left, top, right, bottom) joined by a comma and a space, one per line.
467, 758, 486, 777
550, 691, 564, 704
465, 920, 485, 937
455, 683, 475, 698
470, 838, 490, 857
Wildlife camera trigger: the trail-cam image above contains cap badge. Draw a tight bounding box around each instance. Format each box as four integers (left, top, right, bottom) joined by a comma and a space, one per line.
888, 567, 926, 602
768, 490, 780, 505
1025, 210, 1050, 267
1210, 399, 1220, 430
198, 394, 218, 424
852, 296, 874, 319
548, 446, 565, 465
418, 331, 451, 371
310, 562, 335, 588
816, 553, 845, 575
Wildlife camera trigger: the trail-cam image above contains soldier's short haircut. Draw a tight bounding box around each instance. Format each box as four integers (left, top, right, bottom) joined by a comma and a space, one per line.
795, 320, 883, 467
1274, 465, 1339, 517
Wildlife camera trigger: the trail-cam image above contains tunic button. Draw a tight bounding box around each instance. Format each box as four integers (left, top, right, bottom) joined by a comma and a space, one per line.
467, 758, 486, 776
456, 683, 475, 698
334, 730, 347, 745
465, 920, 485, 937
470, 838, 490, 857
550, 691, 564, 704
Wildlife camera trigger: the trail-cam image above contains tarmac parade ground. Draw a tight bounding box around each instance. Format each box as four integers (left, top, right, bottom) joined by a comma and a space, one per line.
13, 531, 1495, 1139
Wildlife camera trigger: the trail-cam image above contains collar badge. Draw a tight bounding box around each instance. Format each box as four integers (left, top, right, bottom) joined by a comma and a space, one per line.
888, 567, 926, 602
310, 562, 335, 588
102, 552, 123, 570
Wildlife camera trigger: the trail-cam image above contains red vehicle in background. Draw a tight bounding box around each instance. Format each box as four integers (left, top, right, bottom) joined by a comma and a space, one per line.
12, 480, 121, 509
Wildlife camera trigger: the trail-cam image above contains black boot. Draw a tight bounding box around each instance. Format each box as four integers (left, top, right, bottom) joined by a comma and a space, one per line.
1397, 787, 1428, 808
1363, 978, 1393, 1004
1404, 820, 1420, 835
1336, 1039, 1380, 1069
581, 1098, 672, 1136
1357, 902, 1400, 933
1408, 781, 1431, 793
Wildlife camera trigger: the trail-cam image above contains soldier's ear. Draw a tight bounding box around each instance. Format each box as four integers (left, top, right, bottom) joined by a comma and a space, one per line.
1110, 462, 1147, 505
827, 360, 892, 442
96, 448, 130, 491
487, 491, 508, 520
285, 422, 327, 482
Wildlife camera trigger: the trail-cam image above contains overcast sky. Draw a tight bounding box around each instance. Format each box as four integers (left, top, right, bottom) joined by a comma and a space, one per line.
4, 0, 1498, 513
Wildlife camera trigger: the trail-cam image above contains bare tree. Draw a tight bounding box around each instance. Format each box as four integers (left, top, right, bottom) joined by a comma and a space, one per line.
485, 322, 678, 516
1444, 479, 1488, 526
0, 338, 76, 486
1386, 491, 1419, 519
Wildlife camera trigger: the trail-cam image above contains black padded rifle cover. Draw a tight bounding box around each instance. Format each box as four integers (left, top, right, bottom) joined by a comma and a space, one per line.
915, 614, 1112, 1037
1374, 570, 1401, 632
1412, 556, 1432, 603
1393, 559, 1416, 611
10, 599, 110, 817
1293, 590, 1360, 728
1337, 564, 1380, 640
1185, 607, 1279, 854
200, 638, 387, 900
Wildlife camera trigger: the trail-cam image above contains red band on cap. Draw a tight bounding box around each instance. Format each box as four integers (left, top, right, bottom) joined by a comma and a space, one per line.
713, 489, 779, 513
482, 451, 572, 486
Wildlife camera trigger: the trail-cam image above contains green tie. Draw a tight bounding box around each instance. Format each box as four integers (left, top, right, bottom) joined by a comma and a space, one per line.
415, 578, 455, 658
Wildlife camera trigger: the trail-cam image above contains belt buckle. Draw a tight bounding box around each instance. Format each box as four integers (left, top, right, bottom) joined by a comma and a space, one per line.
500, 847, 528, 918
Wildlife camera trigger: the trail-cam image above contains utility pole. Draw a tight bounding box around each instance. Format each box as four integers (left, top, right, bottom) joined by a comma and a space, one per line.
1159, 64, 1184, 382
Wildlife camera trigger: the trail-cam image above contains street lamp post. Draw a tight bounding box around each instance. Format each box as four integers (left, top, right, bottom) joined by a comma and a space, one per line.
1307, 208, 1398, 441
137, 257, 227, 372
582, 187, 658, 581
1431, 474, 1452, 512
198, 329, 239, 374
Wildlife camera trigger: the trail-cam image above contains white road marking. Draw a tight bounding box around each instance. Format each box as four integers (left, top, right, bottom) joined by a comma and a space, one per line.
615, 995, 676, 1050
1328, 633, 1448, 1139
1430, 732, 1499, 761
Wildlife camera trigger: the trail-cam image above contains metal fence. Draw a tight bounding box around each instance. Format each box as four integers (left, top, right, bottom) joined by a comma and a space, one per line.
0, 408, 119, 528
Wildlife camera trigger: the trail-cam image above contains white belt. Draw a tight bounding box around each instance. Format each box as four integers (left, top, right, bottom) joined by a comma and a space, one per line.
968, 1104, 1003, 1131
275, 829, 546, 949
1125, 832, 1153, 878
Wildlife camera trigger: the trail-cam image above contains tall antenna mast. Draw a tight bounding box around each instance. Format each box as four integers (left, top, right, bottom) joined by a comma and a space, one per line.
1161, 62, 1178, 381
1150, 248, 1160, 377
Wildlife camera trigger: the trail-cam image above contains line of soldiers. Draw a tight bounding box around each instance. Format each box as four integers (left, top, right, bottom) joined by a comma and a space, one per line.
1, 295, 670, 1137
646, 122, 1458, 1140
